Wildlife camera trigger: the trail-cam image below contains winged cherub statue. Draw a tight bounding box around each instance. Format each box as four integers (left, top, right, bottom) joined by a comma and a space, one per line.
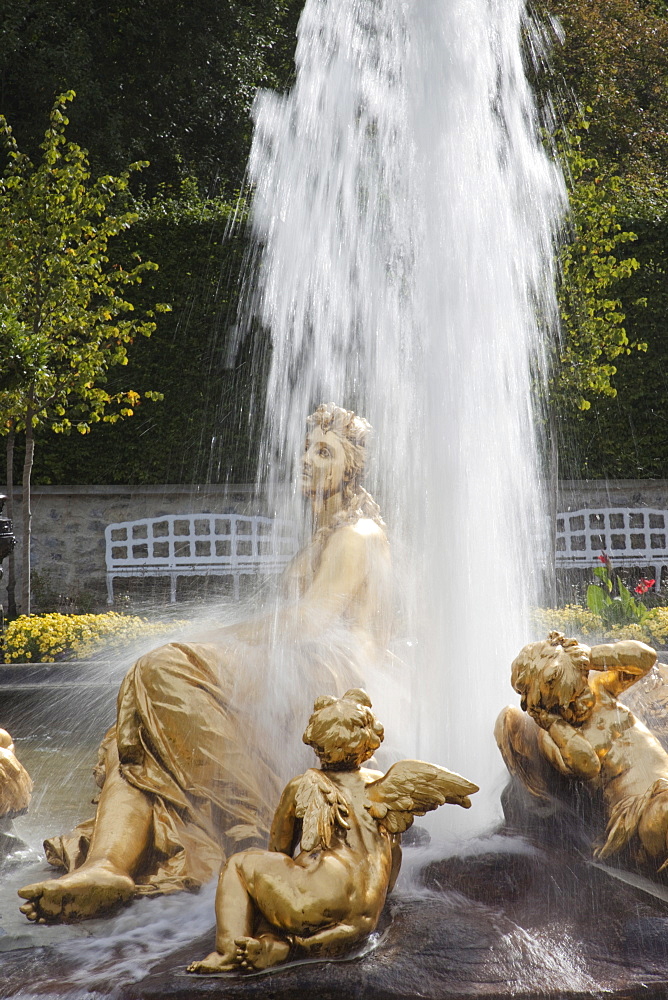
187, 688, 478, 974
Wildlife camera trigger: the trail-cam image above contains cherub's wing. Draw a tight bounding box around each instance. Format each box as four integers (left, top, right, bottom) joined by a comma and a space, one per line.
294, 769, 350, 851
365, 759, 479, 834
0, 746, 32, 818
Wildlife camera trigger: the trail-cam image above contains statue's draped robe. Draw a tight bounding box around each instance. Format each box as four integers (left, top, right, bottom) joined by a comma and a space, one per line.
0, 742, 32, 821
44, 517, 392, 896
45, 642, 283, 895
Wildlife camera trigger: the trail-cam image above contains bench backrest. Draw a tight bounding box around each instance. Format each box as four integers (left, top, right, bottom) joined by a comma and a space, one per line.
556, 507, 668, 567
105, 514, 298, 572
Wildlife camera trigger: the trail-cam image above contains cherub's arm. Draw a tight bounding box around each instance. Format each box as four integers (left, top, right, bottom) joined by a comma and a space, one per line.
387, 837, 402, 893
589, 640, 657, 698
534, 714, 600, 780
0, 745, 32, 817
268, 778, 301, 856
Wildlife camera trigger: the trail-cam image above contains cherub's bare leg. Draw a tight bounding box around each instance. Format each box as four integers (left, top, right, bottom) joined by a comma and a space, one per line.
186, 950, 239, 975
189, 847, 353, 975
18, 745, 150, 923
187, 850, 259, 974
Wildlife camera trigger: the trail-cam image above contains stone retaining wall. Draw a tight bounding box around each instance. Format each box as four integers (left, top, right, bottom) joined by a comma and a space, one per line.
2, 480, 668, 610
558, 479, 668, 511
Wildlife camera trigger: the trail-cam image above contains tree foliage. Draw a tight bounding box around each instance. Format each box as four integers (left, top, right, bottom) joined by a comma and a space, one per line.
2, 1, 667, 484
536, 0, 668, 180
0, 92, 166, 435
0, 92, 166, 609
553, 127, 645, 412
534, 0, 668, 477
558, 208, 668, 478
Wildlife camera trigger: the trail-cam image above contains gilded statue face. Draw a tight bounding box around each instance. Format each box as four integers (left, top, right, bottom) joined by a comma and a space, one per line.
301, 428, 348, 501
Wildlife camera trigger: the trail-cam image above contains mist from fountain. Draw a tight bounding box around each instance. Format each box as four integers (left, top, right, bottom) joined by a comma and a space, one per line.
0, 2, 571, 993
244, 0, 565, 833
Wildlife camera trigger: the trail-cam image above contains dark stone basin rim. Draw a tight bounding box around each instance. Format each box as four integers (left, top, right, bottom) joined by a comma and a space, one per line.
0, 661, 116, 686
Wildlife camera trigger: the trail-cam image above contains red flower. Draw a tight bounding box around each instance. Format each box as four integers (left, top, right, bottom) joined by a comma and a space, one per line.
598, 552, 611, 566
634, 578, 656, 595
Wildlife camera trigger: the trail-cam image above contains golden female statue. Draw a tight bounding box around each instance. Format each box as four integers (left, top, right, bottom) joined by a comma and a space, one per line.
495, 632, 668, 867
0, 728, 32, 822
188, 689, 478, 974
19, 404, 393, 923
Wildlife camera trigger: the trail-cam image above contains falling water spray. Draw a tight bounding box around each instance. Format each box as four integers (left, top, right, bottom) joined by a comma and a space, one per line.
245, 0, 565, 834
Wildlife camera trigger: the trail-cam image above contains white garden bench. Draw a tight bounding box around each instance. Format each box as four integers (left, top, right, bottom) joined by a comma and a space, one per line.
556, 507, 668, 591
105, 513, 298, 603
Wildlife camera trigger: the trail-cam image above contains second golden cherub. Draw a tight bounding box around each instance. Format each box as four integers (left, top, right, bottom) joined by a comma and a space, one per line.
188, 688, 478, 974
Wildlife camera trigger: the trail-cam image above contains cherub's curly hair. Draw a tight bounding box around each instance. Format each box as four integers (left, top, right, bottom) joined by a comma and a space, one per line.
511, 633, 594, 725
302, 688, 385, 769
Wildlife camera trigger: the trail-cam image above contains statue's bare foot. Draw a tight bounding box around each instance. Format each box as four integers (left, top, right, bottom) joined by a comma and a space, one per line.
235, 934, 290, 970
187, 950, 238, 974
18, 864, 135, 923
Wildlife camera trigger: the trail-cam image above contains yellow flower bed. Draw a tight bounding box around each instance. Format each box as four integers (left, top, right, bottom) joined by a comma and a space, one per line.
7, 607, 664, 665
530, 605, 603, 639
531, 605, 668, 649
1, 612, 189, 663
637, 607, 668, 648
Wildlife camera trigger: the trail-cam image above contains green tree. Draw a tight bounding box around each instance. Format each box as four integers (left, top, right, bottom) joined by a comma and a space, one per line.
536, 0, 668, 181
556, 203, 668, 479
533, 0, 668, 478
542, 128, 647, 596
0, 92, 167, 614
553, 128, 645, 413
22, 182, 265, 488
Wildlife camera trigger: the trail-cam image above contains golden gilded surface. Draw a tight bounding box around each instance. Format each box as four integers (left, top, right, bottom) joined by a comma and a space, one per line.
495, 632, 668, 867
0, 727, 32, 820
18, 405, 395, 923
187, 689, 478, 974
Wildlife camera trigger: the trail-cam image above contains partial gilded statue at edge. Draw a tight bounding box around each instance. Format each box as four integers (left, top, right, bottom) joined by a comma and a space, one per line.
496, 632, 668, 870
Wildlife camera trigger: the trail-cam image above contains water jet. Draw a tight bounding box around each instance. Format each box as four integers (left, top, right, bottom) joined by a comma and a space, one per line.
4, 1, 668, 998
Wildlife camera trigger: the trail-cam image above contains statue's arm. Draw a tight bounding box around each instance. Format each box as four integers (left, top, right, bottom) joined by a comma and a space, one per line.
296, 523, 375, 616
589, 640, 657, 697
537, 718, 601, 780
529, 705, 600, 779
387, 839, 402, 893
228, 523, 380, 644
268, 777, 300, 855
535, 725, 571, 775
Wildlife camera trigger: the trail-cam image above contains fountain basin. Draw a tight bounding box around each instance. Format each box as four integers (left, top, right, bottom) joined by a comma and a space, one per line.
3, 827, 668, 997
